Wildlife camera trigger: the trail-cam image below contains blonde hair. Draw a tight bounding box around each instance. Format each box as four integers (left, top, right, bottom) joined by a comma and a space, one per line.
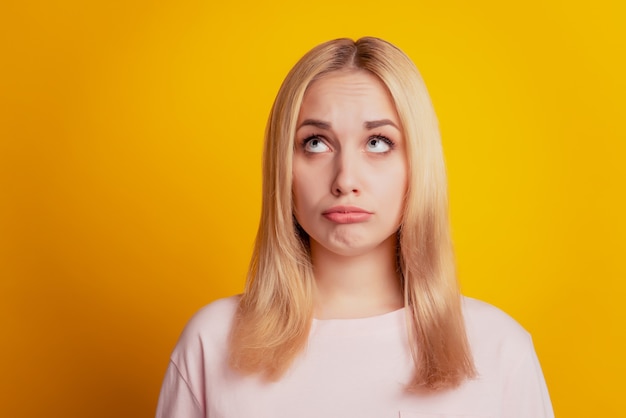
229, 37, 476, 391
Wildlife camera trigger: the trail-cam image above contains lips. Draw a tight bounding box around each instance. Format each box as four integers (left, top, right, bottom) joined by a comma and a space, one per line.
322, 206, 373, 224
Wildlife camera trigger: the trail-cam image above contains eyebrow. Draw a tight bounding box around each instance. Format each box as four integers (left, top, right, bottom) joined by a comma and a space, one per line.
298, 119, 331, 130
364, 119, 400, 130
297, 118, 400, 131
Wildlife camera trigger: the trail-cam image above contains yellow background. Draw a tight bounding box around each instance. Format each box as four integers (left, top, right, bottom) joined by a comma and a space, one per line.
1, 0, 624, 416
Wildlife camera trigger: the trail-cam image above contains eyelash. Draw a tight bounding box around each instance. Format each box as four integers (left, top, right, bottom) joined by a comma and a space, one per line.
301, 134, 324, 146
369, 134, 395, 150
298, 134, 325, 154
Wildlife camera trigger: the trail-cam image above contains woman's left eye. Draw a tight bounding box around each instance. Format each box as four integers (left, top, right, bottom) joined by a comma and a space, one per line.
366, 135, 394, 153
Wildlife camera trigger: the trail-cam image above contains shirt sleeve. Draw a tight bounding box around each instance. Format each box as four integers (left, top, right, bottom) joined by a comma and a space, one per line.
502, 337, 554, 418
155, 361, 204, 418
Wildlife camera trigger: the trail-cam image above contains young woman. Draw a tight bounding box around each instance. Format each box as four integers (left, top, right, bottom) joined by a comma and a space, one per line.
156, 37, 554, 418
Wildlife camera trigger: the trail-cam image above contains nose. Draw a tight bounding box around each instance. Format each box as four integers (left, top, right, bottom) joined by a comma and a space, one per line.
331, 151, 361, 196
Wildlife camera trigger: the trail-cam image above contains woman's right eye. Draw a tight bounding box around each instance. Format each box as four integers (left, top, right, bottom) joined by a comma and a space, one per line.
303, 136, 330, 153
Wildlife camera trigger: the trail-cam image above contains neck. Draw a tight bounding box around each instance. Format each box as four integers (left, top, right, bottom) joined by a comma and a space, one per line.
310, 235, 404, 319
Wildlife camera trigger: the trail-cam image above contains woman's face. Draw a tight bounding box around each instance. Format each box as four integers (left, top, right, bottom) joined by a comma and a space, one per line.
292, 69, 408, 258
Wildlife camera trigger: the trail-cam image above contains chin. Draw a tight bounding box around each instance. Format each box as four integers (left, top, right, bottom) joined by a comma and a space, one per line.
318, 239, 386, 258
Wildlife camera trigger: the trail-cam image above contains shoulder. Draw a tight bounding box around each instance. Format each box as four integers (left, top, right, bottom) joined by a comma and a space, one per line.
461, 297, 554, 416
461, 296, 533, 365
182, 295, 240, 335
460, 297, 548, 393
170, 295, 240, 360
462, 296, 529, 337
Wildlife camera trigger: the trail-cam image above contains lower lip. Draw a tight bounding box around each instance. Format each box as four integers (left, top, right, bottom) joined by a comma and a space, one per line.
323, 212, 372, 224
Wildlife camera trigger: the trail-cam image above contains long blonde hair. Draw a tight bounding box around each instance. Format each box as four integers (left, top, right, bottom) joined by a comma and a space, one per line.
229, 37, 476, 391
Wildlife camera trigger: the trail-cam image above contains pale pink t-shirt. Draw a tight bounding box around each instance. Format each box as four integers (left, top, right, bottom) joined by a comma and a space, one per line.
156, 296, 553, 418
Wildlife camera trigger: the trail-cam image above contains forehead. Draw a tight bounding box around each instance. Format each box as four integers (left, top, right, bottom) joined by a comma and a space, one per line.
299, 70, 399, 120
304, 70, 390, 101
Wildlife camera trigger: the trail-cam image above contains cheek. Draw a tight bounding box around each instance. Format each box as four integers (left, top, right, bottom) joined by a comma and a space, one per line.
292, 161, 325, 206
386, 184, 407, 215
292, 166, 313, 215
379, 165, 408, 214
375, 164, 407, 193
293, 177, 321, 212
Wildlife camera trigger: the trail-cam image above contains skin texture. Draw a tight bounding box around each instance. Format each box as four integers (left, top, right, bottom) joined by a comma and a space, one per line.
292, 69, 408, 318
